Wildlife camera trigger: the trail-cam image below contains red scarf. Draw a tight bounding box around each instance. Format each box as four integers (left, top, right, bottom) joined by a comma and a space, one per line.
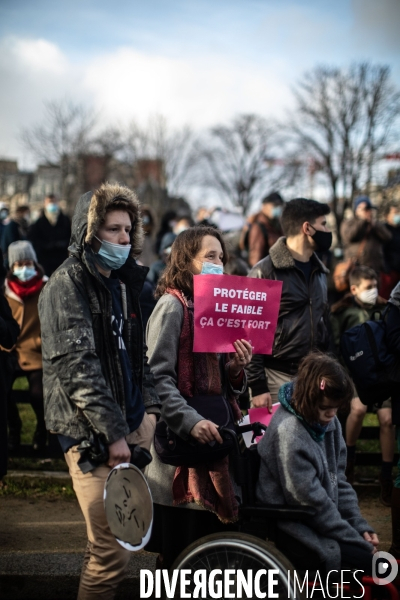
8, 274, 44, 299
166, 288, 241, 523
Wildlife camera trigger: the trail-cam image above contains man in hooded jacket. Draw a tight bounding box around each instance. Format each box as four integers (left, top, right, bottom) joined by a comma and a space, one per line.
39, 183, 160, 600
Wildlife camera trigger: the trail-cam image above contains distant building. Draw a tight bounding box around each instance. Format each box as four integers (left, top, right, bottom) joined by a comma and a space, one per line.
29, 165, 62, 204
0, 155, 191, 220
0, 160, 32, 210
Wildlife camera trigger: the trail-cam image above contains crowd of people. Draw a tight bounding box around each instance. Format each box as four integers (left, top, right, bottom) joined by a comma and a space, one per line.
1, 184, 400, 599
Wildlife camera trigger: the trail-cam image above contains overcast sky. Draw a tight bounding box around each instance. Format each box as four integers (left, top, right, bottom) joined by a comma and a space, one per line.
1, 0, 399, 171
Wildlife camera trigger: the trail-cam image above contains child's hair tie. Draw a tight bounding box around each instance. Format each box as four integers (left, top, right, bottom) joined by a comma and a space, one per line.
320, 379, 326, 391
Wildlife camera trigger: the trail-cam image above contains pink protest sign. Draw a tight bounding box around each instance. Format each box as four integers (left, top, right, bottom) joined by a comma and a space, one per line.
249, 404, 280, 443
193, 274, 282, 354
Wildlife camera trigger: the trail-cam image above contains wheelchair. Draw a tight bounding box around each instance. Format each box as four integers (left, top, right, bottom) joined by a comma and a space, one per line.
168, 423, 400, 600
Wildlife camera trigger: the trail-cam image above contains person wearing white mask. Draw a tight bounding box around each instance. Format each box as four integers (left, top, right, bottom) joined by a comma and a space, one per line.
330, 265, 394, 504
27, 194, 71, 277
4, 241, 48, 452
38, 184, 160, 600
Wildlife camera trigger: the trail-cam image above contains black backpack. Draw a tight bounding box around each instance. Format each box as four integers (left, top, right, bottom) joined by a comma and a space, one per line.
340, 308, 400, 401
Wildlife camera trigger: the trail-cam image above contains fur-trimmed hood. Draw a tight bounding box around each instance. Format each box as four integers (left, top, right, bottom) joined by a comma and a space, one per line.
269, 236, 329, 274
69, 183, 144, 259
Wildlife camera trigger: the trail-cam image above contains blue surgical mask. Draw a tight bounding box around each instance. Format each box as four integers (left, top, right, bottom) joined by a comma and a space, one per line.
393, 214, 400, 226
272, 206, 282, 219
13, 266, 37, 282
46, 203, 59, 215
200, 262, 224, 275
94, 236, 131, 271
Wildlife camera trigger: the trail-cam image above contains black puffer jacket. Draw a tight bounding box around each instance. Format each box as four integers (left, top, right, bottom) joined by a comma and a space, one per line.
246, 237, 330, 396
39, 185, 160, 445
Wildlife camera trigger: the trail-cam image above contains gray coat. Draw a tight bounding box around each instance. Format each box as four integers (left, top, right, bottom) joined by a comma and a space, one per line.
146, 293, 245, 507
256, 406, 373, 571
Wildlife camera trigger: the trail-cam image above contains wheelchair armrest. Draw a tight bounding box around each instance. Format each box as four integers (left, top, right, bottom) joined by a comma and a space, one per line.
239, 504, 313, 522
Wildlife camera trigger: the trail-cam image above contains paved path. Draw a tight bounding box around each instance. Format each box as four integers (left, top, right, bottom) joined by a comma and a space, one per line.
0, 481, 392, 600
0, 496, 156, 600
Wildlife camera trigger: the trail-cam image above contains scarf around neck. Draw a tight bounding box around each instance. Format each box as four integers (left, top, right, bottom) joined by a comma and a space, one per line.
8, 273, 45, 299
166, 288, 242, 523
278, 381, 328, 443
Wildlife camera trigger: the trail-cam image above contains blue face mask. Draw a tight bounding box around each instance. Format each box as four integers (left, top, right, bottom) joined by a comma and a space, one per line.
94, 236, 131, 271
200, 262, 224, 275
272, 206, 282, 219
13, 266, 37, 282
46, 203, 59, 215
393, 214, 400, 226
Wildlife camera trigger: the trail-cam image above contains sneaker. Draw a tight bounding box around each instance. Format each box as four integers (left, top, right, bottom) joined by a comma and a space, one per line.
345, 459, 355, 485
379, 476, 393, 507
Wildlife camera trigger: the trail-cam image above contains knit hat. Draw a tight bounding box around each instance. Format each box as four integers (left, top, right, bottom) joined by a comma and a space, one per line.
8, 241, 37, 267
353, 195, 377, 211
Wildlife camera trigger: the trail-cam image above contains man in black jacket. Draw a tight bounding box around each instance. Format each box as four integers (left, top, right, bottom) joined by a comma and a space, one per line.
246, 198, 331, 408
28, 194, 71, 276
39, 183, 160, 600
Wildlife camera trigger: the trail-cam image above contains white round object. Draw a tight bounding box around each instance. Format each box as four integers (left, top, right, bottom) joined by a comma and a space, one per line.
104, 463, 153, 551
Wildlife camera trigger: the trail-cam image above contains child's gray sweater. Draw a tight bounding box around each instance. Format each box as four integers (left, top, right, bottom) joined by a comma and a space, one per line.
256, 405, 374, 571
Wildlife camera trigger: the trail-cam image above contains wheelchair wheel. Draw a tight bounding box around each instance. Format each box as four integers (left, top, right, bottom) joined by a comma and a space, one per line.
171, 531, 302, 599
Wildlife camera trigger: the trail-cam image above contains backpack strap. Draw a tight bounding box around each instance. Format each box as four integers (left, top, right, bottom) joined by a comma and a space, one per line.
364, 322, 383, 370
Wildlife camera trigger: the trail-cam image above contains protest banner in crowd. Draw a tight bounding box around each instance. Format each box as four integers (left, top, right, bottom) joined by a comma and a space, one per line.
193, 274, 282, 354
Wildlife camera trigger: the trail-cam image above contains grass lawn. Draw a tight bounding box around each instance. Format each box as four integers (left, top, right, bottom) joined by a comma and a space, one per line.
7, 378, 388, 493
0, 478, 75, 499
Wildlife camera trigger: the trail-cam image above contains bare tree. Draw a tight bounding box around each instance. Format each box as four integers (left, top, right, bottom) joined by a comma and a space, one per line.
192, 114, 290, 216
289, 63, 400, 236
21, 99, 97, 206
121, 115, 194, 197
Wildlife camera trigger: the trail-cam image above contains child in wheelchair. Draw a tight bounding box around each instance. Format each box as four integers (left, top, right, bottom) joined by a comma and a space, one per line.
256, 351, 379, 575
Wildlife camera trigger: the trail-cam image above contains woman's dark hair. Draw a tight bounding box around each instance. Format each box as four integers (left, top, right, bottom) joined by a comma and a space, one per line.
156, 226, 228, 298
292, 352, 354, 423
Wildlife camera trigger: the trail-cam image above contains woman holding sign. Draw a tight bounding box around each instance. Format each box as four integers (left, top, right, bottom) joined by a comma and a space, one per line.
145, 226, 252, 568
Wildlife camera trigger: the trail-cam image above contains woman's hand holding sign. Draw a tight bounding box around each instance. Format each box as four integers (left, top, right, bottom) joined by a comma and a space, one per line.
229, 339, 253, 378
191, 339, 253, 447
252, 392, 273, 412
